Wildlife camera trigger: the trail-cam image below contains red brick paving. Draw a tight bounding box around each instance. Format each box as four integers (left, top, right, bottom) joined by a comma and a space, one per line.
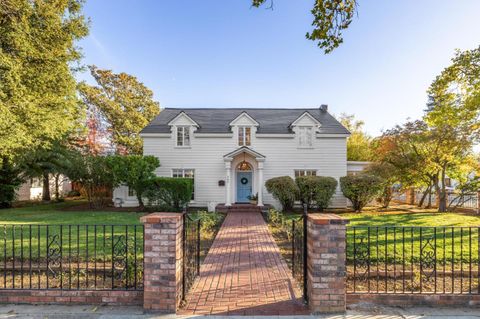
179, 212, 308, 316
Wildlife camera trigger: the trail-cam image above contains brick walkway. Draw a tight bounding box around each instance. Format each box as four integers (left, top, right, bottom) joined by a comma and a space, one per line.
179, 212, 308, 316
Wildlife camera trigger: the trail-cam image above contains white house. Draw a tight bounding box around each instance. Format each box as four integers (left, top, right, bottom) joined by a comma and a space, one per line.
113, 106, 351, 210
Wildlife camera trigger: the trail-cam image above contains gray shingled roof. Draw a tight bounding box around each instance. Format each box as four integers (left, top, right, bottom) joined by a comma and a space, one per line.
140, 108, 350, 135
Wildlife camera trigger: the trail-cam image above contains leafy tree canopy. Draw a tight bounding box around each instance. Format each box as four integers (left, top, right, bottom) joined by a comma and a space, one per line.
0, 0, 89, 159
252, 0, 358, 53
78, 66, 160, 155
338, 113, 373, 161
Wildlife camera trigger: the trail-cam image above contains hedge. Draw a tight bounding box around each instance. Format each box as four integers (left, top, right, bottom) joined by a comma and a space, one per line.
265, 176, 297, 211
296, 176, 337, 211
143, 177, 193, 212
340, 174, 383, 212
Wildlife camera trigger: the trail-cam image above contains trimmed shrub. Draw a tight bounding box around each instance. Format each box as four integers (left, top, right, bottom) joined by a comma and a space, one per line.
197, 211, 224, 233
143, 177, 193, 212
340, 174, 383, 212
296, 176, 338, 211
265, 176, 298, 211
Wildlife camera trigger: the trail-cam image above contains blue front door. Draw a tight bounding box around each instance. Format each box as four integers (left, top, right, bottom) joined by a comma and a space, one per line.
237, 172, 252, 203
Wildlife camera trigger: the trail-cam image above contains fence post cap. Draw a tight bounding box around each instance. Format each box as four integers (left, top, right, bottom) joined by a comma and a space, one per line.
307, 213, 349, 225
140, 212, 184, 224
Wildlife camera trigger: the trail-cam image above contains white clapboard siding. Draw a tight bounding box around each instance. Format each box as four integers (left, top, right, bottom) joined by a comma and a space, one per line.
116, 130, 348, 208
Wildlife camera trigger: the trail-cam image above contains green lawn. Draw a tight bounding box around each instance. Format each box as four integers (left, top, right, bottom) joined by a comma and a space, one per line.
0, 200, 144, 260
1, 200, 143, 225
271, 207, 480, 264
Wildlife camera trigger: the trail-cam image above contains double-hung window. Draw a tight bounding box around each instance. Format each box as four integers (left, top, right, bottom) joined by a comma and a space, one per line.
298, 126, 313, 148
172, 169, 195, 200
238, 126, 251, 146
176, 126, 190, 147
294, 169, 317, 178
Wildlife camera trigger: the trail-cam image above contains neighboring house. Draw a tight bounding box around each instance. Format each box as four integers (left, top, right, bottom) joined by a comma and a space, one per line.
15, 176, 72, 201
113, 106, 351, 210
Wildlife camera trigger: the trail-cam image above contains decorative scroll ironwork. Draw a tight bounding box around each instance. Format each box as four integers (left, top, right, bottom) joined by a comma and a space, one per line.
47, 234, 61, 277
113, 235, 127, 280
420, 234, 436, 280
353, 236, 369, 281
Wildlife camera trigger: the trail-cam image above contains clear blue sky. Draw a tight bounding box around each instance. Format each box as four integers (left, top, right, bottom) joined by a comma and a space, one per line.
78, 0, 480, 136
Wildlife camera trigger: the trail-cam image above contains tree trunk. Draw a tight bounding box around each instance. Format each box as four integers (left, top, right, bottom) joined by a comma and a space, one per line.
54, 174, 60, 200
137, 192, 144, 210
418, 187, 430, 207
437, 168, 447, 213
42, 172, 51, 201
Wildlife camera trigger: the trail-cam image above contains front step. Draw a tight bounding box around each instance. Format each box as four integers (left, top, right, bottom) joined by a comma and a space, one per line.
215, 203, 272, 214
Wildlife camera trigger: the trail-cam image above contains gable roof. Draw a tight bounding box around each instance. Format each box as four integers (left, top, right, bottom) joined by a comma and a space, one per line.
289, 111, 321, 127
167, 111, 200, 127
141, 108, 350, 135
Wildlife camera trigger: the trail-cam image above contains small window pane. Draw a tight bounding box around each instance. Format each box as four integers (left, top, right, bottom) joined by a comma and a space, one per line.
177, 127, 183, 146
238, 127, 244, 146
128, 187, 136, 197
245, 127, 251, 146
294, 169, 317, 177
184, 127, 190, 146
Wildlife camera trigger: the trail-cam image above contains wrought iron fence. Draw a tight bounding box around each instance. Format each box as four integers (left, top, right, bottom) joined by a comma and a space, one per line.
0, 224, 143, 290
182, 212, 224, 300
347, 226, 480, 294
291, 215, 307, 301
264, 210, 308, 302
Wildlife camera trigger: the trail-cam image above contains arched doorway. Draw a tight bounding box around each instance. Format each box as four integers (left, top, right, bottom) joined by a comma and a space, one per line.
236, 160, 253, 203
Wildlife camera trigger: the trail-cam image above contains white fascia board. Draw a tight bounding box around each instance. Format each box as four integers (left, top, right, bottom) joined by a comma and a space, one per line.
167, 111, 200, 127
289, 111, 321, 127
256, 133, 295, 138
229, 112, 259, 126
315, 133, 350, 138
139, 133, 171, 138
194, 133, 233, 138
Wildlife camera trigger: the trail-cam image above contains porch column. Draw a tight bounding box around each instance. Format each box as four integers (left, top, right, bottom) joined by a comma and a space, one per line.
257, 160, 264, 206
225, 160, 232, 206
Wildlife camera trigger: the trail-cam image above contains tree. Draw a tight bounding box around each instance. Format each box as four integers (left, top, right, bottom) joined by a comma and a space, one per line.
64, 152, 115, 208
78, 66, 160, 155
107, 155, 160, 209
423, 46, 480, 212
338, 113, 373, 161
340, 174, 382, 212
363, 162, 398, 208
0, 0, 89, 159
22, 141, 71, 201
252, 0, 358, 54
0, 157, 24, 208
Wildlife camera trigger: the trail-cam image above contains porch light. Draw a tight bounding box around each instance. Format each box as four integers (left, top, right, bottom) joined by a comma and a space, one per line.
237, 161, 252, 171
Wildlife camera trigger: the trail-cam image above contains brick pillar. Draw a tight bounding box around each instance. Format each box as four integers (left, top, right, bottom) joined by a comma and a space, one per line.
405, 188, 415, 205
141, 213, 183, 313
307, 213, 349, 314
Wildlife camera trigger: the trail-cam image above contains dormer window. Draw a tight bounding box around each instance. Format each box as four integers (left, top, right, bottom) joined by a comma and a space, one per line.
176, 126, 190, 147
238, 126, 251, 146
298, 126, 313, 148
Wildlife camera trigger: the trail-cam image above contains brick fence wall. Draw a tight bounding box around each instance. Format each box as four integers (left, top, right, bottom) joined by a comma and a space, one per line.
307, 213, 349, 314
347, 293, 480, 307
0, 290, 143, 305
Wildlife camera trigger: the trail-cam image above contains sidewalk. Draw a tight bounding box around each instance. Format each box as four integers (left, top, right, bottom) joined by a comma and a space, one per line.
1, 303, 480, 318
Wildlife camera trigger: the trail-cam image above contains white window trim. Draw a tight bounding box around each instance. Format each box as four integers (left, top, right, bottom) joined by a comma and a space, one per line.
297, 126, 314, 149
238, 126, 252, 146
171, 168, 195, 201
294, 169, 318, 177
175, 126, 191, 148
